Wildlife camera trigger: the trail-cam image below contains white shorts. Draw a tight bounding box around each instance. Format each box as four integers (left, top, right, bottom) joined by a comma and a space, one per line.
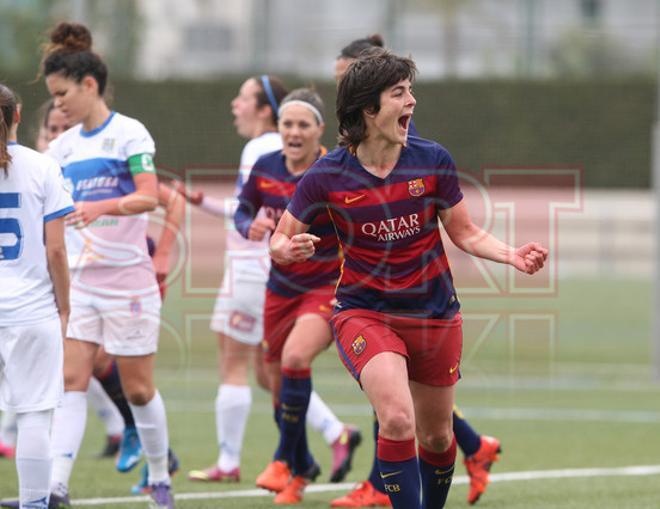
210, 273, 266, 346
0, 318, 64, 413
68, 288, 161, 356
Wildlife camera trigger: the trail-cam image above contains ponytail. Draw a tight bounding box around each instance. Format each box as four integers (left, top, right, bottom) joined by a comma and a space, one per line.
0, 108, 9, 176
0, 84, 17, 176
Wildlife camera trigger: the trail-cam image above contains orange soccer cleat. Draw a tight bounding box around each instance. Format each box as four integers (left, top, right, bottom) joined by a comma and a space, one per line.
274, 475, 309, 505
330, 480, 392, 507
256, 460, 291, 493
464, 435, 502, 505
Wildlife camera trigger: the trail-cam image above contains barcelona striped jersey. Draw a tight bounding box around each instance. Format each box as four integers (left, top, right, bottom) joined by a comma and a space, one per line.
235, 149, 340, 297
287, 136, 463, 319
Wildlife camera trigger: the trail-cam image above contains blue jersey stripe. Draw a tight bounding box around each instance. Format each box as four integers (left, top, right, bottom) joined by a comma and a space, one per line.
44, 205, 75, 223
63, 157, 135, 202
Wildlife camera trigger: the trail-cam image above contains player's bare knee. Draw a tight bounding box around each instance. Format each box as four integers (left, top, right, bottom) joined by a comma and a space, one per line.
378, 407, 415, 439
63, 370, 88, 391
281, 351, 310, 370
125, 386, 155, 406
418, 427, 453, 453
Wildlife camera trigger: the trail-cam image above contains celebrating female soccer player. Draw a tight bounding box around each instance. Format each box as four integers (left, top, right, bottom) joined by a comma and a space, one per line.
271, 49, 547, 509
39, 22, 175, 508
234, 88, 340, 504
0, 83, 74, 509
331, 35, 503, 508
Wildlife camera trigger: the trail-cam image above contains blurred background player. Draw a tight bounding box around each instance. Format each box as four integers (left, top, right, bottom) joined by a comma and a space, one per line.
330, 35, 502, 507
40, 22, 175, 508
0, 83, 74, 509
177, 76, 360, 484
236, 89, 341, 504
271, 48, 547, 509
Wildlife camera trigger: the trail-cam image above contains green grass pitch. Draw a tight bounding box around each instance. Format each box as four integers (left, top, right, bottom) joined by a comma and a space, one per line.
1, 278, 658, 508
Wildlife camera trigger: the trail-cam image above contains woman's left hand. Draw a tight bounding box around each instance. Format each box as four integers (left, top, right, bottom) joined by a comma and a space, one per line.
510, 242, 548, 274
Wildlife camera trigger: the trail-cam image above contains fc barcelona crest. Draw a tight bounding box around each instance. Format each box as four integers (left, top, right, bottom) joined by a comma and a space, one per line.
352, 335, 367, 355
408, 178, 425, 197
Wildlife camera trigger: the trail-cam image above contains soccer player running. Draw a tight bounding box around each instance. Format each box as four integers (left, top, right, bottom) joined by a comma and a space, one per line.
234, 89, 339, 504
270, 49, 547, 509
179, 77, 360, 484
331, 35, 503, 507
38, 22, 175, 508
0, 83, 74, 509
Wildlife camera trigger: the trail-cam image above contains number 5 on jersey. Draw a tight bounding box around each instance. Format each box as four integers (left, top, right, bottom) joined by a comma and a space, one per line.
0, 193, 22, 260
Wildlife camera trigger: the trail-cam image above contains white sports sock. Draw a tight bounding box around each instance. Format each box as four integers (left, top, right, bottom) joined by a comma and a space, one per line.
307, 391, 344, 445
87, 377, 124, 436
215, 384, 252, 471
129, 391, 170, 484
0, 411, 17, 447
16, 410, 53, 508
51, 391, 88, 492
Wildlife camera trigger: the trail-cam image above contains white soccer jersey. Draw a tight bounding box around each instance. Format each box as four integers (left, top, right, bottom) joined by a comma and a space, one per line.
0, 143, 74, 326
47, 112, 158, 295
225, 131, 282, 283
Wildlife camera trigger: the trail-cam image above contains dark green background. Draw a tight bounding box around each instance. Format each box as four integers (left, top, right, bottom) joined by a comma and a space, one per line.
5, 75, 654, 188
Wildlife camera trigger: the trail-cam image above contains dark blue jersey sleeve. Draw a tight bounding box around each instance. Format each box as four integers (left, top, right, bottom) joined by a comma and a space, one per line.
435, 150, 463, 210
287, 166, 328, 225
234, 167, 263, 238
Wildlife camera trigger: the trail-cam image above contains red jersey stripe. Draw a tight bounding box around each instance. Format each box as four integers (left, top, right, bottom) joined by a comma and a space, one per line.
327, 175, 438, 208
340, 253, 450, 291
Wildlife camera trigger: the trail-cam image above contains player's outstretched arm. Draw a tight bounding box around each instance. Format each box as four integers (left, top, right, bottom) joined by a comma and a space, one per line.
439, 199, 548, 275
67, 172, 159, 227
269, 210, 319, 265
171, 180, 229, 218
152, 182, 185, 289
45, 216, 70, 339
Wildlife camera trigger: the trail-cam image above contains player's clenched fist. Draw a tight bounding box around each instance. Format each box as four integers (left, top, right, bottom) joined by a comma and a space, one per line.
270, 232, 320, 265
509, 242, 548, 275
248, 217, 276, 241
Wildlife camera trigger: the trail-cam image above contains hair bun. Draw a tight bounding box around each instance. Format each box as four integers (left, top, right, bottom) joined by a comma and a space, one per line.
50, 22, 92, 52
367, 34, 385, 48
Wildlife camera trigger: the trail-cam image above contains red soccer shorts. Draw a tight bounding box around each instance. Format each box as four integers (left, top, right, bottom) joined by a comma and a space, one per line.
262, 286, 335, 363
330, 309, 463, 386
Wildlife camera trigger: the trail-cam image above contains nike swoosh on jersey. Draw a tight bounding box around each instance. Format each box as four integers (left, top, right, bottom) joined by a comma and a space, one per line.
344, 194, 366, 204
380, 470, 403, 479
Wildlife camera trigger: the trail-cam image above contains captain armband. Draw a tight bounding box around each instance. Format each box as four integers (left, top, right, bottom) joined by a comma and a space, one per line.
128, 153, 156, 175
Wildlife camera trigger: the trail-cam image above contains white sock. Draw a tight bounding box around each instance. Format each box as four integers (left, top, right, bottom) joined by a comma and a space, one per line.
51, 391, 88, 492
16, 410, 53, 508
129, 391, 170, 484
0, 411, 17, 446
307, 391, 344, 445
87, 377, 124, 436
215, 384, 251, 471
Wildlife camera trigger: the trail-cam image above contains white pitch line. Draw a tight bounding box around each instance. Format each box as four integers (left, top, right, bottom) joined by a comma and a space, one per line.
24, 464, 660, 506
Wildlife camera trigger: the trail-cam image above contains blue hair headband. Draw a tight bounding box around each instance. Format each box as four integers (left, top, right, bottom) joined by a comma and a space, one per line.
260, 75, 279, 118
